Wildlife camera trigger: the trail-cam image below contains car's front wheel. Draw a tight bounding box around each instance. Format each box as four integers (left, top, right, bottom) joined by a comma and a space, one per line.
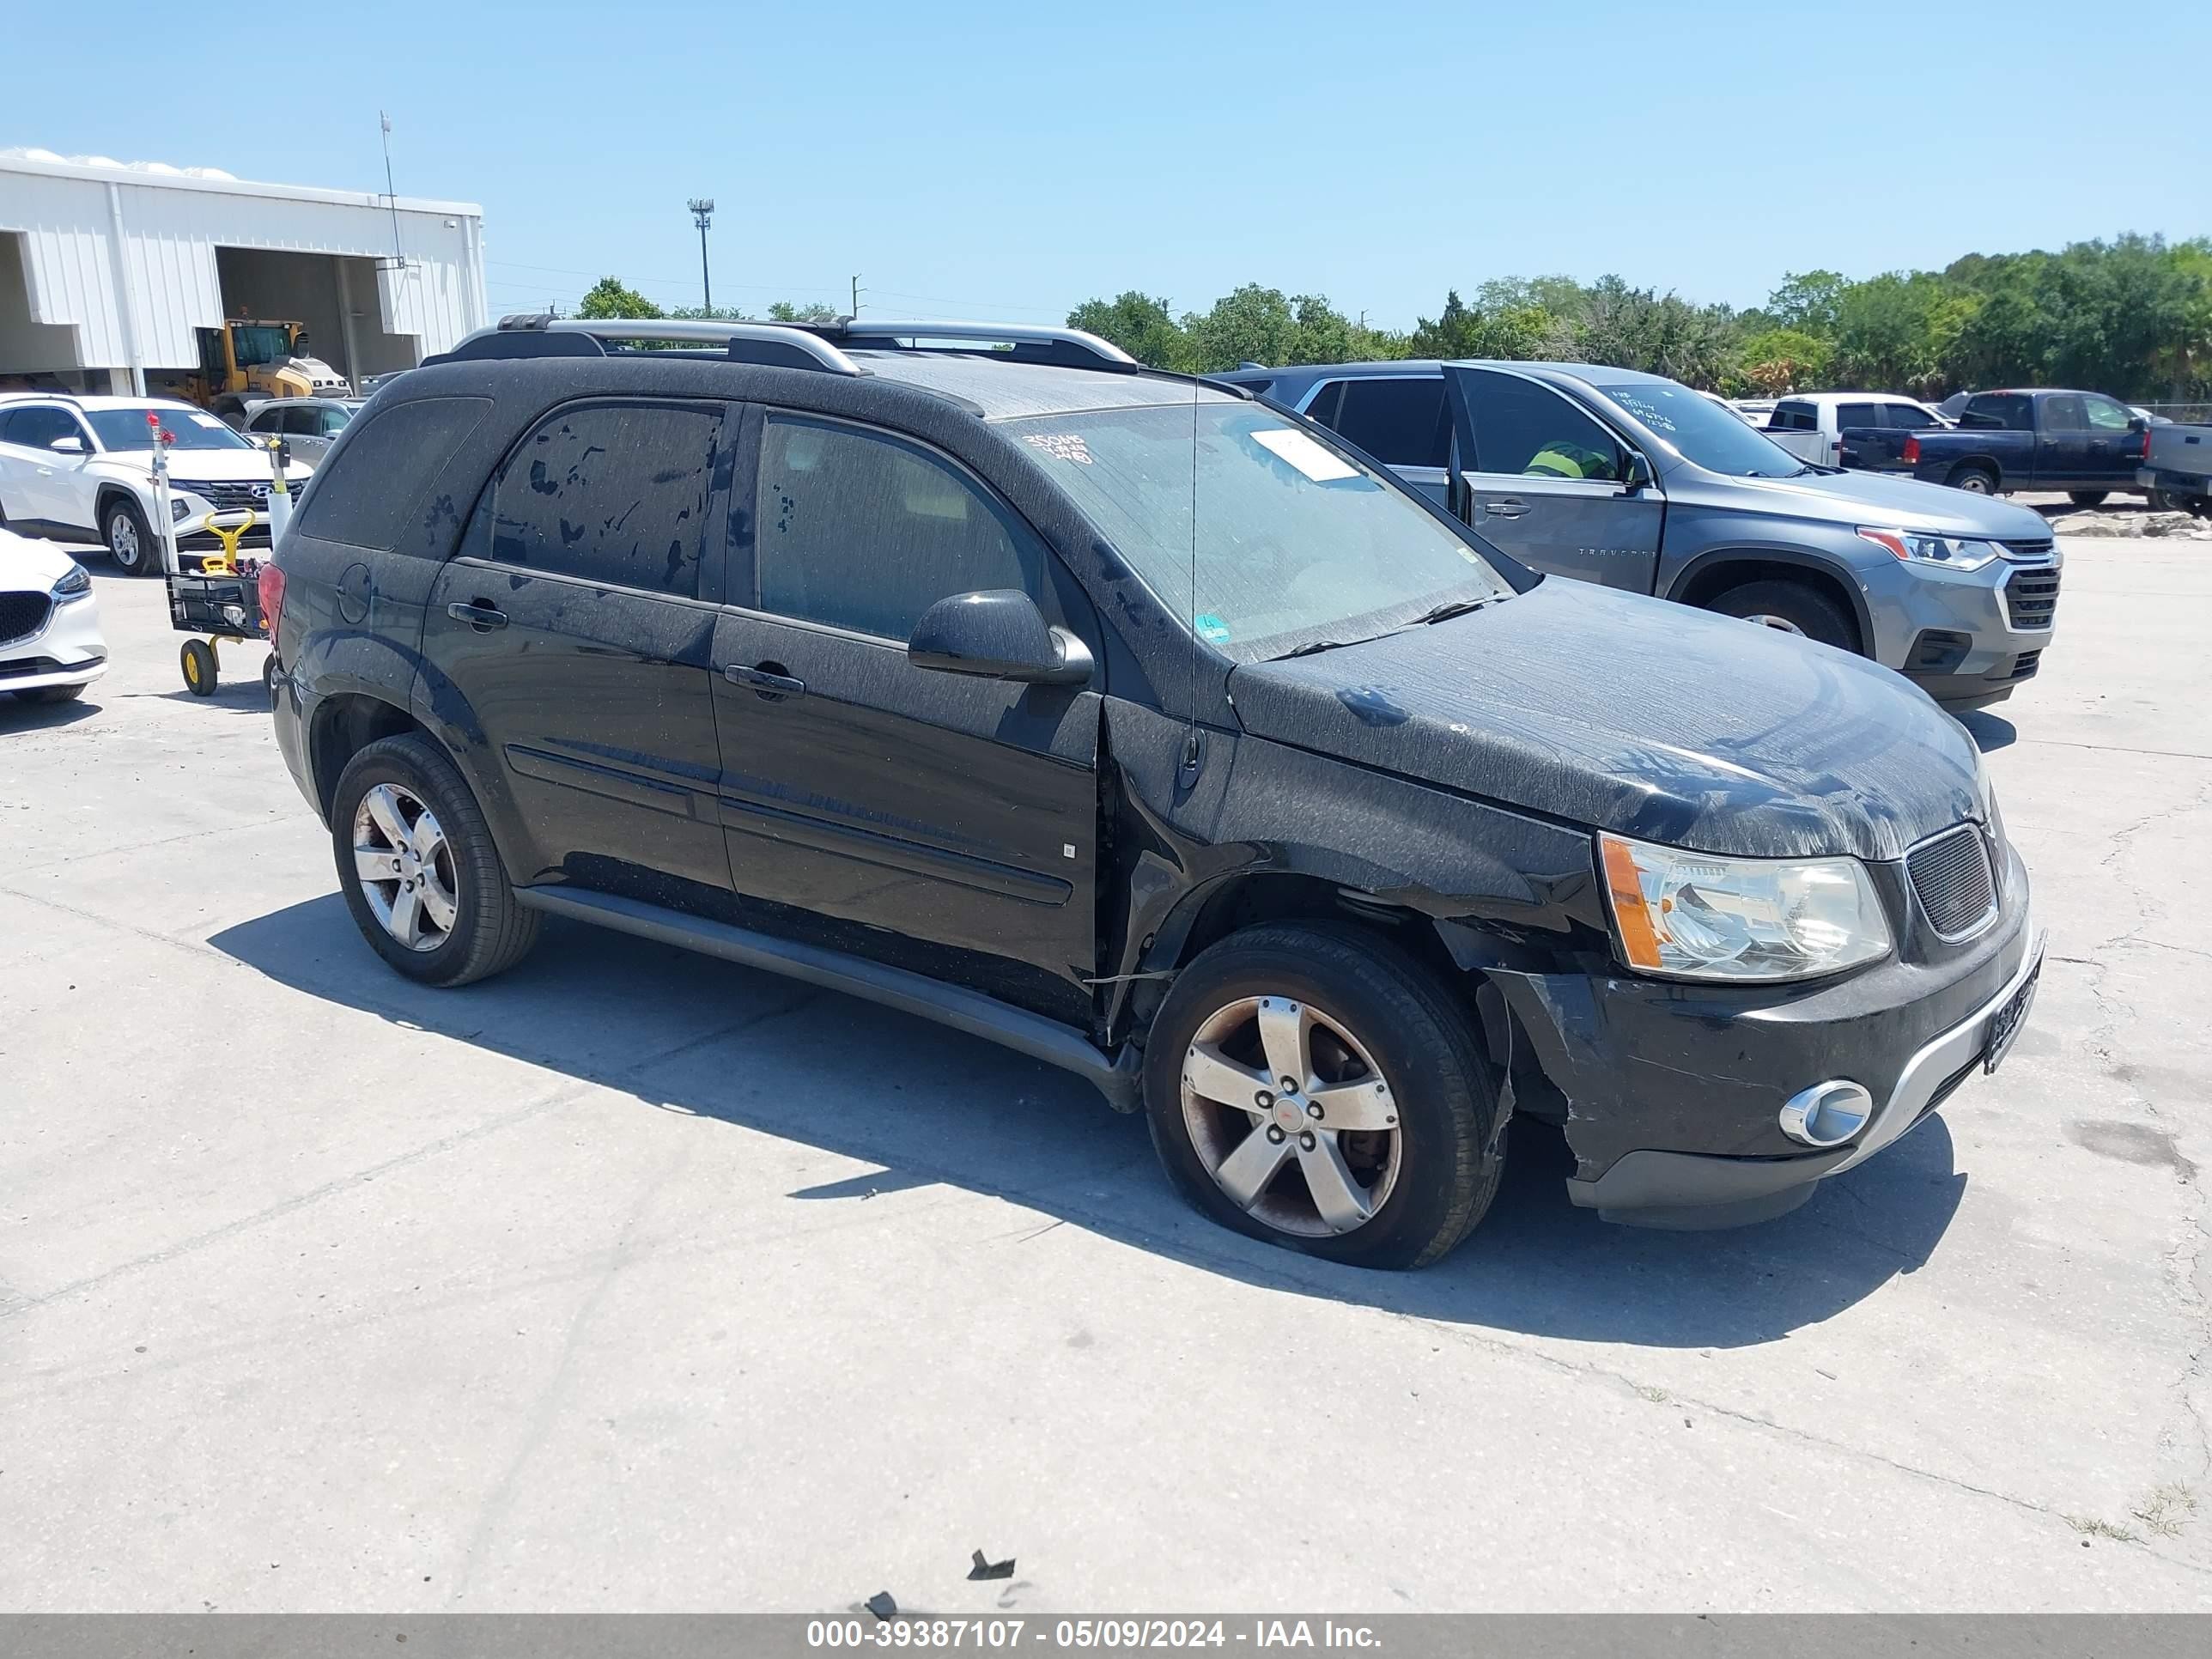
331, 733, 539, 987
1707, 578, 1857, 653
1144, 922, 1503, 1269
101, 495, 159, 577
2067, 490, 2108, 508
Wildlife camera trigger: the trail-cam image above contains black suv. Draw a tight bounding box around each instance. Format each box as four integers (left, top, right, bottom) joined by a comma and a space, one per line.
267, 315, 2043, 1268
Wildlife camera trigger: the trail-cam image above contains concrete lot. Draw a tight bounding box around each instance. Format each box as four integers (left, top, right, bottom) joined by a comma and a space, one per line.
3, 522, 2209, 1613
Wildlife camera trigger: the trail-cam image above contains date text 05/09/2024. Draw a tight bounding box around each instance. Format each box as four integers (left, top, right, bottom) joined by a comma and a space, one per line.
805, 1620, 1383, 1650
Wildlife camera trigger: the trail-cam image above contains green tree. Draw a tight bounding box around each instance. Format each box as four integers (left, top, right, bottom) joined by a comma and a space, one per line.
1573, 276, 1741, 388
576, 276, 660, 319
1736, 327, 1834, 394
1767, 270, 1847, 337
1405, 289, 1565, 360
768, 300, 843, 324
1066, 291, 1188, 368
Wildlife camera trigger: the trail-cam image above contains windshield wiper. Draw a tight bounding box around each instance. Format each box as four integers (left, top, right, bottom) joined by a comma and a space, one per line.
1414, 596, 1493, 625
1278, 637, 1369, 659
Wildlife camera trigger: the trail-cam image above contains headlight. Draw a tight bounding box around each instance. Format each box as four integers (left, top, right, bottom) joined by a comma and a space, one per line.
1857, 527, 2002, 571
51, 562, 93, 600
170, 497, 191, 522
1599, 832, 1892, 982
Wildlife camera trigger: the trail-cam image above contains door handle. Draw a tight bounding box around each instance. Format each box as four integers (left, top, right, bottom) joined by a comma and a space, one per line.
1484, 497, 1529, 519
447, 600, 507, 632
724, 663, 805, 700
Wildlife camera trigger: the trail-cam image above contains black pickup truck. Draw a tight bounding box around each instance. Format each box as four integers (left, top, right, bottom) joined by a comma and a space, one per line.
1872, 387, 2154, 504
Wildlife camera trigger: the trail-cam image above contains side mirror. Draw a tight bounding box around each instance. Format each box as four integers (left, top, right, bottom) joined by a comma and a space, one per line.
1622, 452, 1655, 490
2128, 415, 2148, 434
908, 590, 1093, 687
49, 435, 85, 455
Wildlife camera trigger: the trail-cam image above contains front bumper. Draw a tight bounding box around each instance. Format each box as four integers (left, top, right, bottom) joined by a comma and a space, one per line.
1864, 550, 2058, 709
0, 589, 108, 692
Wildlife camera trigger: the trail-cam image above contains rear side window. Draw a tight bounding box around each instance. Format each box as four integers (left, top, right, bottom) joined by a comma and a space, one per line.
754, 415, 1040, 641
292, 395, 492, 551
491, 401, 721, 599
1326, 378, 1449, 469
2042, 394, 2087, 431
1963, 393, 2033, 430
1837, 402, 1881, 429
1301, 380, 1345, 428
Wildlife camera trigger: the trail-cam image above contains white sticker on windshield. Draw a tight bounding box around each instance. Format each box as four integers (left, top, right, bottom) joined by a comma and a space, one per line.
1024, 432, 1093, 465
188, 412, 226, 429
1251, 427, 1358, 483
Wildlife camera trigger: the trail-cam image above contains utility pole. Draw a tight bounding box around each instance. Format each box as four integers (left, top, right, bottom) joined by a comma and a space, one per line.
688, 198, 715, 313
378, 112, 404, 269
851, 274, 864, 316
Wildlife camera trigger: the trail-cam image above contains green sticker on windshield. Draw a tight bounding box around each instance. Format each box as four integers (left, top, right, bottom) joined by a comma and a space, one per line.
1194, 612, 1232, 643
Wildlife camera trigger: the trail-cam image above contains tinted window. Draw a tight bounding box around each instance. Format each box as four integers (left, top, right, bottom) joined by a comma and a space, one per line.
292, 395, 493, 553
1465, 375, 1625, 480
491, 402, 719, 599
1328, 378, 1449, 468
2, 406, 85, 449
1771, 401, 1816, 431
2084, 396, 2134, 431
247, 408, 283, 433
282, 405, 324, 435
1301, 380, 1345, 428
756, 416, 1039, 641
1837, 403, 1882, 429
1594, 379, 1810, 477
1963, 393, 2033, 430
2042, 394, 2087, 432
1887, 404, 1941, 430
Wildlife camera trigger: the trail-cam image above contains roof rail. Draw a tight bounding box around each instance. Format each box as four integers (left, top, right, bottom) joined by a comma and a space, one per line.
836, 320, 1138, 372
0, 389, 85, 405
481, 316, 866, 375
445, 315, 1141, 377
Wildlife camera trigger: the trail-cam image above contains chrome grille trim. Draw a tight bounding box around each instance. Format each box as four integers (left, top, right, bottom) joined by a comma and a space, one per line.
1908, 823, 1999, 943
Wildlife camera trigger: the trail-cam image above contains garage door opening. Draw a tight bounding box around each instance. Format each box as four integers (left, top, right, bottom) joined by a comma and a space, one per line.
142, 249, 422, 402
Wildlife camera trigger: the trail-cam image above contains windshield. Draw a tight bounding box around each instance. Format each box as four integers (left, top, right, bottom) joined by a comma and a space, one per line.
86, 407, 256, 452
1006, 398, 1510, 660
232, 325, 294, 367
1587, 379, 1812, 477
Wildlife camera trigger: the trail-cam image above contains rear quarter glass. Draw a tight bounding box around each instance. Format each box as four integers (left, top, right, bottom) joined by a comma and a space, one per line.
292, 397, 494, 552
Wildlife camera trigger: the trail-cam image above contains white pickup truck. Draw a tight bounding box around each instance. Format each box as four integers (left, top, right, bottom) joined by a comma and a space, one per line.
2140, 422, 2212, 514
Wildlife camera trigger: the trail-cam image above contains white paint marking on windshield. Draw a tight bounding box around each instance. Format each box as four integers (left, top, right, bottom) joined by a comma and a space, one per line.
1251, 428, 1358, 483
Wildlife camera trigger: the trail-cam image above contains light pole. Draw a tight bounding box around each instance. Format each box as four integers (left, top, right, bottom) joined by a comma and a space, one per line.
688, 198, 715, 313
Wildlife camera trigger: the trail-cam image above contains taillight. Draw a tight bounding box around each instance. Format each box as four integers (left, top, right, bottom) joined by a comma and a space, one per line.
1902, 435, 1921, 465
258, 560, 286, 646
2141, 426, 2153, 461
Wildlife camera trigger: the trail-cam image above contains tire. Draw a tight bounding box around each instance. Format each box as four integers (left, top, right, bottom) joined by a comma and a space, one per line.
101, 495, 159, 577
12, 683, 84, 704
331, 732, 539, 988
1705, 578, 1858, 653
1143, 921, 1503, 1270
179, 639, 217, 696
2144, 489, 2174, 512
2067, 490, 2108, 508
1947, 465, 1997, 496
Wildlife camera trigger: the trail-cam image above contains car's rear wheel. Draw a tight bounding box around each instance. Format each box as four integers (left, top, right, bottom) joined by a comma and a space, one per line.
2067, 490, 2108, 508
1947, 465, 1998, 496
12, 684, 84, 704
1144, 921, 1502, 1270
331, 733, 539, 988
101, 495, 160, 577
1705, 579, 1857, 653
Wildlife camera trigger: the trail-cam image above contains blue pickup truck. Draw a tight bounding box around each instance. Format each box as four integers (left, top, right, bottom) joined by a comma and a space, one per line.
1871, 387, 2154, 504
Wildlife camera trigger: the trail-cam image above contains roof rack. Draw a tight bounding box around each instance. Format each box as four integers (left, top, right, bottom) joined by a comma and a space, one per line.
0, 389, 85, 405
444, 314, 1140, 377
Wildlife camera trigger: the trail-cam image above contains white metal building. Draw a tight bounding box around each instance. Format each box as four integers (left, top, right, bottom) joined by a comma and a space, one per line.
0, 148, 487, 395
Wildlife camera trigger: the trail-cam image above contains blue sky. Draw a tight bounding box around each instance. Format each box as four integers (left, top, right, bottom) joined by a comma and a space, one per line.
9, 1, 2205, 328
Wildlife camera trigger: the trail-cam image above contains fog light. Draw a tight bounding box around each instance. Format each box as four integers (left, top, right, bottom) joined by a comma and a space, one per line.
1780, 1080, 1873, 1148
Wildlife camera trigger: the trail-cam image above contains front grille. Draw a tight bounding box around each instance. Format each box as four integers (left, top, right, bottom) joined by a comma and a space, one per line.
2003, 563, 2061, 631
2008, 649, 2043, 680
2001, 538, 2057, 562
185, 480, 270, 513
0, 592, 53, 646
1909, 824, 1999, 941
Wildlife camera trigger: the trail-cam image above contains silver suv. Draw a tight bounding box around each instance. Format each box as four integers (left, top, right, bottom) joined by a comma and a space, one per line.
1214, 361, 2060, 709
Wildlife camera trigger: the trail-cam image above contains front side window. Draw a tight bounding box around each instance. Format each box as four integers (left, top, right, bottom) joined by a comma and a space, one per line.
1837, 403, 1882, 429
2084, 396, 2134, 431
492, 402, 720, 599
1462, 373, 1626, 481
755, 416, 1040, 641
2, 406, 86, 449
1327, 378, 1449, 469
2042, 394, 2087, 432
319, 405, 356, 436
1006, 398, 1509, 662
248, 408, 283, 434
1887, 404, 1941, 430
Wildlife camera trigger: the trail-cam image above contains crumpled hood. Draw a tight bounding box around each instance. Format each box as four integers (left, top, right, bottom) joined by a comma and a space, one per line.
1227, 580, 1982, 862
1709, 466, 2053, 539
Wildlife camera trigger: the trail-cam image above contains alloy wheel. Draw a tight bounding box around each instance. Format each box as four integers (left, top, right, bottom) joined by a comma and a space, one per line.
1180, 994, 1402, 1237
352, 783, 459, 952
108, 513, 141, 569
1742, 612, 1806, 635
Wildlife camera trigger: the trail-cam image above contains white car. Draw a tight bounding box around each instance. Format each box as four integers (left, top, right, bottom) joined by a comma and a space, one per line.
0, 393, 313, 578
0, 526, 106, 704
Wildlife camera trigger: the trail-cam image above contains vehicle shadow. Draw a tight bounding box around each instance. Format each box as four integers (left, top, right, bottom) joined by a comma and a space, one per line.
0, 694, 100, 732
1955, 709, 2016, 752
156, 680, 273, 714
208, 895, 1966, 1350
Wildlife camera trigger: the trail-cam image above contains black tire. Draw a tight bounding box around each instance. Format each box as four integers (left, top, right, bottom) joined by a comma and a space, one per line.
179, 639, 217, 696
13, 683, 84, 704
1143, 921, 1503, 1270
330, 732, 539, 988
1705, 578, 1858, 653
261, 653, 278, 693
2067, 490, 2108, 508
1947, 465, 1997, 495
101, 495, 159, 577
